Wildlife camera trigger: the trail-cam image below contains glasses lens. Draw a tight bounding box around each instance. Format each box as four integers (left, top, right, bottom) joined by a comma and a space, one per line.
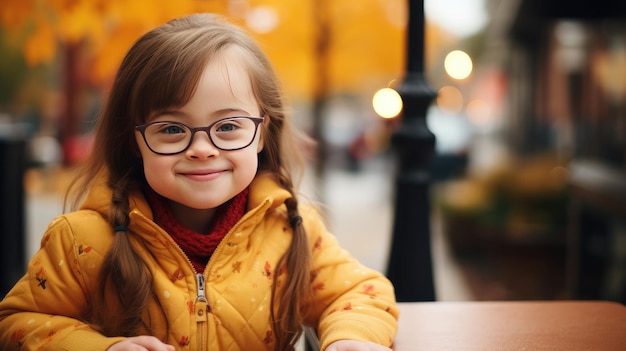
144, 122, 191, 154
210, 117, 258, 150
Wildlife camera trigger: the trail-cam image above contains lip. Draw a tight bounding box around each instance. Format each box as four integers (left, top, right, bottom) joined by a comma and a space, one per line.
179, 169, 226, 181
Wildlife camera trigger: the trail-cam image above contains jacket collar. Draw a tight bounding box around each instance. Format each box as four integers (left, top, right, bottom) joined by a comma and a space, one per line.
247, 171, 291, 211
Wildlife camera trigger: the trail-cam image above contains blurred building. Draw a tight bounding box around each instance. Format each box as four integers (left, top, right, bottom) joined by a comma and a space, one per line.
477, 0, 626, 302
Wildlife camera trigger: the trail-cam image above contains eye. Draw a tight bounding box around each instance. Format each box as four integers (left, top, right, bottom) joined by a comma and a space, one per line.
159, 123, 186, 134
214, 121, 240, 133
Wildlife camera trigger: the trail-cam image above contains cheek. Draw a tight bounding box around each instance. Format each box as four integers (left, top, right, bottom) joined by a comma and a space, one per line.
136, 138, 171, 186
233, 149, 260, 184
141, 156, 175, 194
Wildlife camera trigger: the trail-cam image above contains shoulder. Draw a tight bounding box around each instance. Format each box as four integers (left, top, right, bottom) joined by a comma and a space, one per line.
46, 210, 111, 236
41, 210, 114, 257
295, 203, 344, 253
297, 202, 328, 235
50, 209, 109, 228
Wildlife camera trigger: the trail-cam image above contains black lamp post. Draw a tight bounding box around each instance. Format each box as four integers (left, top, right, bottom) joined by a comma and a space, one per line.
386, 0, 436, 302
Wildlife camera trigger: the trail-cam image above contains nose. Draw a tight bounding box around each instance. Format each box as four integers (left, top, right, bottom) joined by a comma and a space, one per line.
185, 131, 219, 159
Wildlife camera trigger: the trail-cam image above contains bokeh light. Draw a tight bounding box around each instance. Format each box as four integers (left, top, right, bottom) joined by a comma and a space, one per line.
436, 85, 464, 114
373, 88, 403, 118
245, 6, 279, 34
444, 50, 473, 80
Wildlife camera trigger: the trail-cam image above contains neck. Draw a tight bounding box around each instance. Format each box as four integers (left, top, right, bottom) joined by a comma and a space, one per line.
167, 202, 217, 233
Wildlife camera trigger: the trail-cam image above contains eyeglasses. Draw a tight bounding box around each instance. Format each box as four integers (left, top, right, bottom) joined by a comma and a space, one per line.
135, 116, 264, 155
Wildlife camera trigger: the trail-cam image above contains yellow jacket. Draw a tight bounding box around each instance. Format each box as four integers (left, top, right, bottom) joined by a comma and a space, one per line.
0, 173, 398, 350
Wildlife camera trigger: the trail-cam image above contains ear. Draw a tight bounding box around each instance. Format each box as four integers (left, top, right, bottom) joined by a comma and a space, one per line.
256, 117, 267, 153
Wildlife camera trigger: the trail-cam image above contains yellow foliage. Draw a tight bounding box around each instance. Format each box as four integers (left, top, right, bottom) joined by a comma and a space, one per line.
249, 0, 317, 98
2, 0, 412, 99
24, 15, 56, 65
90, 22, 147, 84
55, 0, 106, 44
326, 0, 405, 94
0, 0, 33, 30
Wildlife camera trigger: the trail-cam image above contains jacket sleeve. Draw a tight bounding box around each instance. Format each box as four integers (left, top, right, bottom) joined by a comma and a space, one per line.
301, 206, 399, 350
0, 214, 125, 350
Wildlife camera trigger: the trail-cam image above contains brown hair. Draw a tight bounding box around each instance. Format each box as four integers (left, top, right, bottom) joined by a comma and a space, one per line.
67, 13, 311, 350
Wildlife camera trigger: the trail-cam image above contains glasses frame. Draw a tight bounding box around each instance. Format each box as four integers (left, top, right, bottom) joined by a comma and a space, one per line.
135, 116, 265, 155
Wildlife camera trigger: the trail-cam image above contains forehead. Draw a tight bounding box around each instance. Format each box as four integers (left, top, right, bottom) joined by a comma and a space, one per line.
192, 46, 259, 111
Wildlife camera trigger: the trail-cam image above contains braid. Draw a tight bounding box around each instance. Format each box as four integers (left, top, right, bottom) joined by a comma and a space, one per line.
109, 181, 130, 229
270, 177, 312, 351
90, 175, 154, 336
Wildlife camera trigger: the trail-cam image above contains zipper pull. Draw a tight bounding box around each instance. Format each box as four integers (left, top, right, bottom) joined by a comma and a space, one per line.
195, 274, 209, 322
196, 273, 208, 303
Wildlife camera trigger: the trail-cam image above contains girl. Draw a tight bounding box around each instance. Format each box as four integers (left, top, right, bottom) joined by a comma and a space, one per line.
0, 14, 398, 351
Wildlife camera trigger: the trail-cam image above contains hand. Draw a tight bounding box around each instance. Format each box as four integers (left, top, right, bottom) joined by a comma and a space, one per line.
325, 339, 392, 351
106, 336, 176, 351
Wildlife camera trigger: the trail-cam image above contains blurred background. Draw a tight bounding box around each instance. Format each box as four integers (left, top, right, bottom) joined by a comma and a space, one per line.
1, 0, 625, 304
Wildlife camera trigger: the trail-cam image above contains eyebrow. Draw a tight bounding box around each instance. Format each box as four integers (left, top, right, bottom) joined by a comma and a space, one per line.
148, 108, 255, 122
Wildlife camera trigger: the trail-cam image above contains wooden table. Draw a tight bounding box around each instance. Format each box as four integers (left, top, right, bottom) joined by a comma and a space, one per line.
393, 301, 626, 350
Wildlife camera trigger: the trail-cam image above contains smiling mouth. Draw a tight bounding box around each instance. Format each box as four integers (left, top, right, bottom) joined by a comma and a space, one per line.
181, 170, 225, 180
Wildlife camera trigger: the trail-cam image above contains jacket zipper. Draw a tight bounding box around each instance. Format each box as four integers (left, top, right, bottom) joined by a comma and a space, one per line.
194, 208, 265, 350
128, 212, 209, 350
195, 273, 208, 351
129, 204, 269, 350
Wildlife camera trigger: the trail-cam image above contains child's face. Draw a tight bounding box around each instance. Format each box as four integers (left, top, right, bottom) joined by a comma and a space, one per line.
135, 46, 263, 212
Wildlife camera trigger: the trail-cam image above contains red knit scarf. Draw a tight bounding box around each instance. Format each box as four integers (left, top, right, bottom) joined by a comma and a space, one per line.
147, 188, 249, 272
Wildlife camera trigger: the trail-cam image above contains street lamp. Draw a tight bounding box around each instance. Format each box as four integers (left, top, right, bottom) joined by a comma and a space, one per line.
385, 0, 436, 302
